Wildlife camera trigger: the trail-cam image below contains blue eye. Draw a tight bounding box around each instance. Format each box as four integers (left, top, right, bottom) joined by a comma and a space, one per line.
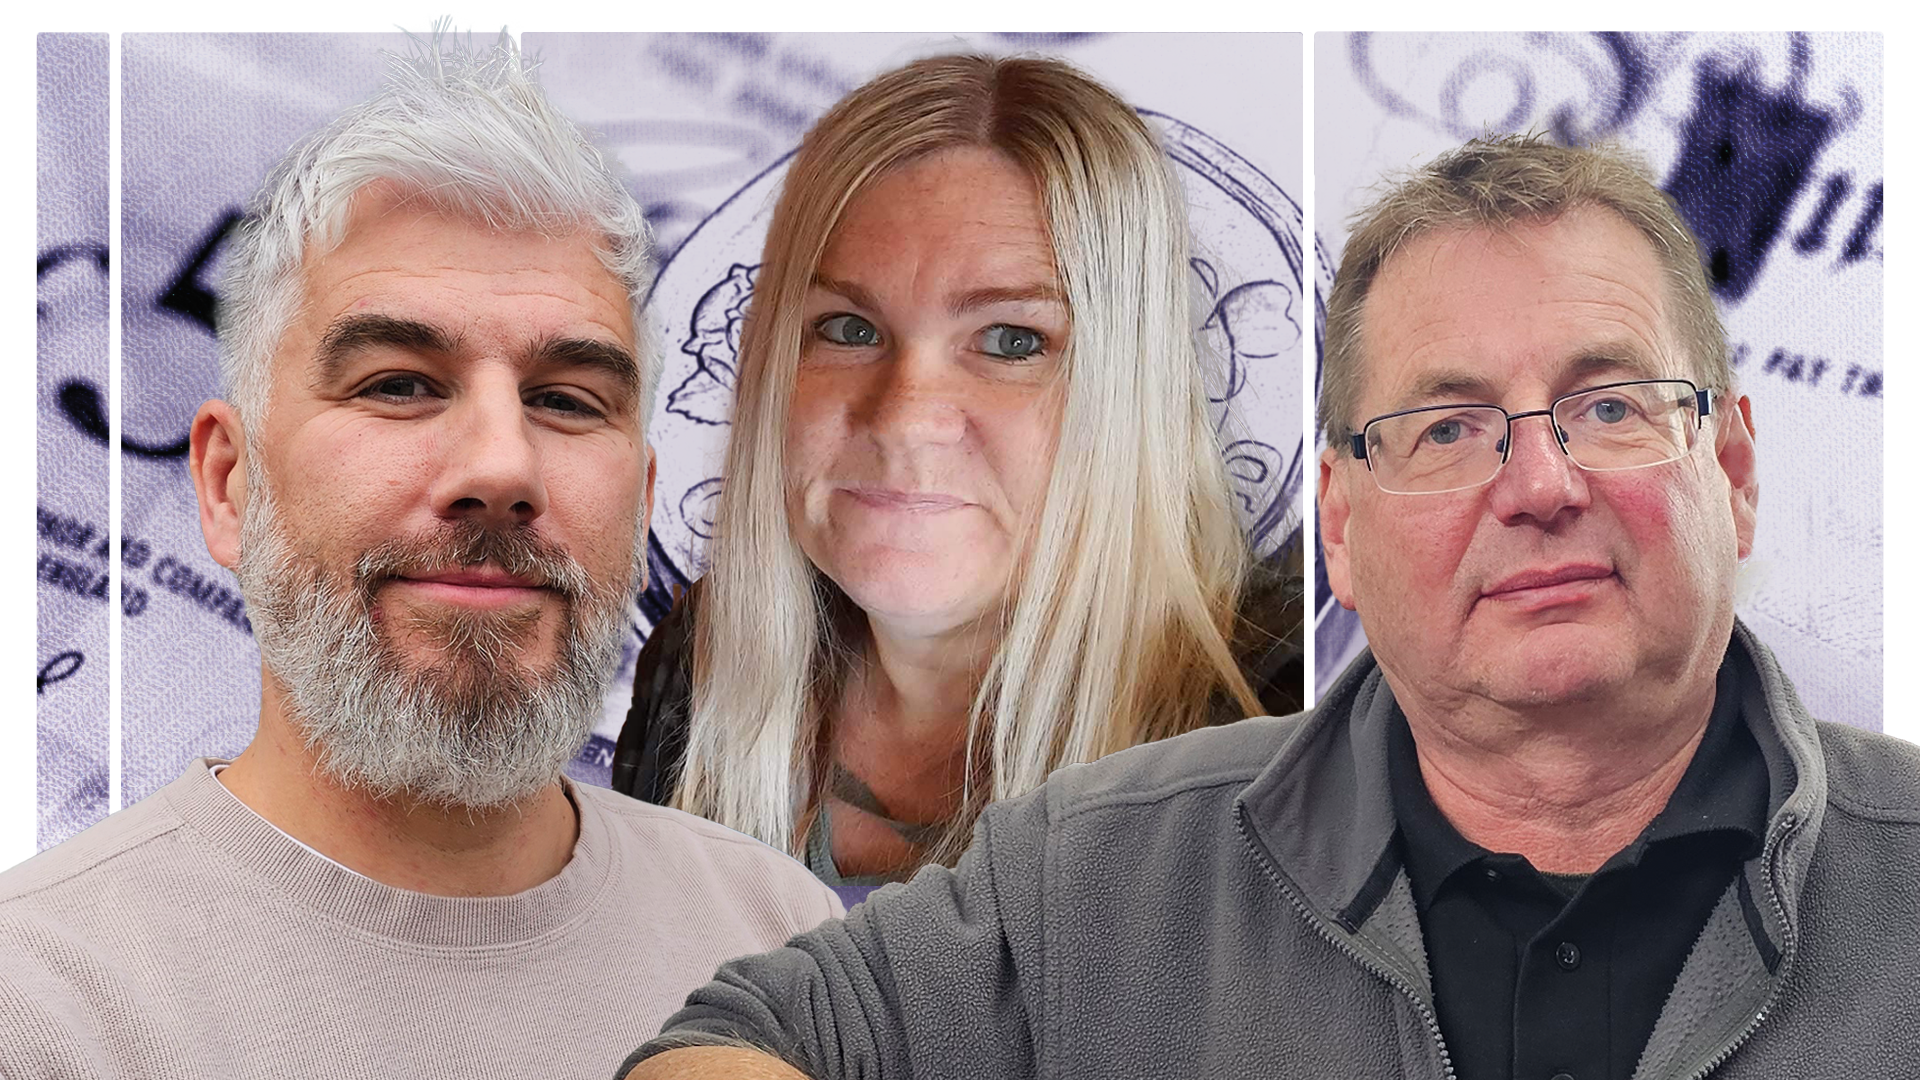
979, 324, 1046, 360
816, 314, 881, 347
1426, 419, 1463, 445
1591, 397, 1631, 423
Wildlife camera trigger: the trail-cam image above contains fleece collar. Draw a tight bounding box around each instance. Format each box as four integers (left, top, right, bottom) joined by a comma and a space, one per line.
1236, 618, 1825, 968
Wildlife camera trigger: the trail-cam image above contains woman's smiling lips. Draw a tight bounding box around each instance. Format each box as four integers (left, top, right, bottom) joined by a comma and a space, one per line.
840, 488, 972, 513
1478, 563, 1617, 612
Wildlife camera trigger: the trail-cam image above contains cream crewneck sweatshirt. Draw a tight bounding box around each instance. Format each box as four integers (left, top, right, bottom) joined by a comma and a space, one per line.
0, 759, 842, 1079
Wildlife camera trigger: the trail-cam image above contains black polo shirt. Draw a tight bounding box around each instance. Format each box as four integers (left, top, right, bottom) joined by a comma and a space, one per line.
1389, 661, 1770, 1080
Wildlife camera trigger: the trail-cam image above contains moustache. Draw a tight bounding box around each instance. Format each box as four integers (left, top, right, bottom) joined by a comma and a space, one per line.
351, 523, 592, 601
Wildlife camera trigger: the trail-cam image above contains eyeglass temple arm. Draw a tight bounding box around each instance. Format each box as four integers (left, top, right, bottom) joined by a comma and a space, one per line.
1350, 432, 1368, 461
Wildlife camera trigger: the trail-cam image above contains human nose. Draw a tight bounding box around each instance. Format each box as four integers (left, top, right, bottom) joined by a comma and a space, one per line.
857, 342, 967, 449
428, 382, 549, 528
1485, 411, 1588, 525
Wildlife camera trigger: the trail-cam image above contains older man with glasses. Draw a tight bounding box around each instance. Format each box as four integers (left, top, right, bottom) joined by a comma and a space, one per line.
621, 135, 1918, 1080
1314, 135, 1850, 1080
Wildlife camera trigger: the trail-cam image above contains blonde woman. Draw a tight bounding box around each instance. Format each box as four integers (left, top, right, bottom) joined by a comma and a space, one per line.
611, 53, 1302, 887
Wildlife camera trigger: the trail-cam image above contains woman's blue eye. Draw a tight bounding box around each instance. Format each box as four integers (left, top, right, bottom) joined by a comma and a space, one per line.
979, 324, 1046, 360
816, 314, 881, 347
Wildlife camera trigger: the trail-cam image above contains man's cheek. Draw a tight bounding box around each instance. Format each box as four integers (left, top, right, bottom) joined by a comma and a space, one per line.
1351, 514, 1470, 612
1595, 474, 1732, 603
1597, 474, 1680, 544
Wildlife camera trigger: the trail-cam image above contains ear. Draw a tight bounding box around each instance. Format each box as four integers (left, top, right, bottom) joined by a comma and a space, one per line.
1716, 393, 1759, 560
1318, 445, 1358, 611
191, 400, 249, 570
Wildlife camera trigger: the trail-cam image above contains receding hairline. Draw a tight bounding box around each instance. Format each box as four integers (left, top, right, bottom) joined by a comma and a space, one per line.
1320, 135, 1731, 447
1344, 199, 1700, 422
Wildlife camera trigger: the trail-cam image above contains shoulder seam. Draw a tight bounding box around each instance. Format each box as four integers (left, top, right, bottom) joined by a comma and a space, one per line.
1051, 768, 1261, 823
1815, 724, 1920, 823
1824, 788, 1920, 825
0, 813, 189, 907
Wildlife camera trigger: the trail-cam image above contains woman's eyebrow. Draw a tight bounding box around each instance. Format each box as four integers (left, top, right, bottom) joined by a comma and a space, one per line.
809, 275, 1065, 319
947, 284, 1065, 317
810, 274, 883, 314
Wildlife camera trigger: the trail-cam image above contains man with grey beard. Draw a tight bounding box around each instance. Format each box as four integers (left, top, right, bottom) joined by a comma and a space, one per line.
0, 36, 839, 1080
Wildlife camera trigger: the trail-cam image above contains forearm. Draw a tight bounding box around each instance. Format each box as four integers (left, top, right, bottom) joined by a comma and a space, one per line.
622, 1045, 809, 1080
622, 796, 1048, 1080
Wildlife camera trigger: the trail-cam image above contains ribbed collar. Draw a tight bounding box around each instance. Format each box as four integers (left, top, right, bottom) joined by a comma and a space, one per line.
161, 760, 617, 949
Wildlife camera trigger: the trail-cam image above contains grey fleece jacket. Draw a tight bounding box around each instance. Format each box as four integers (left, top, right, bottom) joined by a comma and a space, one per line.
626, 621, 1920, 1079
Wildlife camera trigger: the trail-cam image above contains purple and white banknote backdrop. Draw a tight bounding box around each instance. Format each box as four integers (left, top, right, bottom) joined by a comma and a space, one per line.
37, 34, 111, 850
33, 32, 1306, 848
1313, 33, 1883, 732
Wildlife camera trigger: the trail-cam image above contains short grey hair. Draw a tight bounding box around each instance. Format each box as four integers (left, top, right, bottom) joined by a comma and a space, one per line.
218, 32, 659, 431
1320, 134, 1730, 446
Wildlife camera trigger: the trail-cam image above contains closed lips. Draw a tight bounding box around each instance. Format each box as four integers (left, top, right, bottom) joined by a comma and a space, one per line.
844, 489, 971, 511
1482, 565, 1613, 597
402, 568, 545, 588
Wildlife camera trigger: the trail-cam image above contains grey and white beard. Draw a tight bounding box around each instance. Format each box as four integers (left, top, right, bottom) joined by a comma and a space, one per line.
232, 458, 640, 811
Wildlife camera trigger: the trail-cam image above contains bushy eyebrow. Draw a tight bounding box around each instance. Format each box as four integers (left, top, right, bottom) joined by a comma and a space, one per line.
1561, 348, 1665, 386
1393, 370, 1501, 409
810, 275, 1066, 319
1389, 345, 1669, 411
528, 335, 641, 407
312, 313, 639, 406
313, 314, 460, 384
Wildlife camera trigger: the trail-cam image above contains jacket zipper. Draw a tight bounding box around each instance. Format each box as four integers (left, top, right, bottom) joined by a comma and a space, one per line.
1233, 803, 1457, 1080
1236, 801, 1803, 1080
1680, 810, 1802, 1080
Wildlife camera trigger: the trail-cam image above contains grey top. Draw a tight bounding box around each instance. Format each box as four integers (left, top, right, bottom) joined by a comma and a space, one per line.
0, 760, 843, 1079
625, 620, 1920, 1079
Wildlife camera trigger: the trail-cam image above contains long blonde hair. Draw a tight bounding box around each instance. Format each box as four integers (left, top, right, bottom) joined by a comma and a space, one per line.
672, 53, 1260, 864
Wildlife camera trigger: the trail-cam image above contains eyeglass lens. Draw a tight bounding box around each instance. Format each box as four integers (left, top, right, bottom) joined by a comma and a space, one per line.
1363, 381, 1701, 494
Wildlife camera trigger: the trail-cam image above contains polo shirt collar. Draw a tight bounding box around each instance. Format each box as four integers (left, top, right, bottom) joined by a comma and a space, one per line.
1238, 621, 1795, 934
1386, 656, 1769, 914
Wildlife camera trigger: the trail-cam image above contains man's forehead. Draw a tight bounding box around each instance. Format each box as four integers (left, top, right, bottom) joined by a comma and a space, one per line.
305, 182, 628, 302
1358, 207, 1681, 410
280, 195, 636, 368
